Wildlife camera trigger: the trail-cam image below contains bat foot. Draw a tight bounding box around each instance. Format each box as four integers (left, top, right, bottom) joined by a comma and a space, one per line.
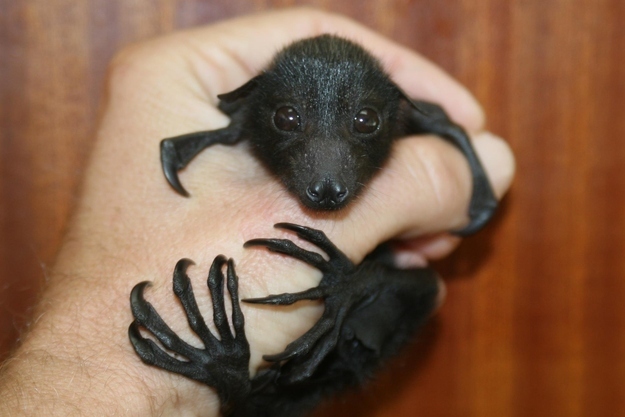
129, 256, 251, 410
244, 224, 376, 382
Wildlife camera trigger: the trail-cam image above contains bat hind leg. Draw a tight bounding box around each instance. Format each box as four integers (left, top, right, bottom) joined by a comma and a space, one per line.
242, 223, 370, 383
129, 256, 251, 412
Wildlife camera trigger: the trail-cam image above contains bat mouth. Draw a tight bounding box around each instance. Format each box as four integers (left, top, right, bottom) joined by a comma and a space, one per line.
301, 198, 349, 211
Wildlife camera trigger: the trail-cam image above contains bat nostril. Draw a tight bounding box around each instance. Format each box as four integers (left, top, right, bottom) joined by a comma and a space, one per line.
306, 179, 349, 207
306, 181, 324, 202
332, 182, 348, 203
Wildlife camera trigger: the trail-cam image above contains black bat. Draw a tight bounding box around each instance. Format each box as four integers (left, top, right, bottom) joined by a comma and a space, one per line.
161, 35, 497, 235
129, 223, 439, 417
129, 35, 498, 416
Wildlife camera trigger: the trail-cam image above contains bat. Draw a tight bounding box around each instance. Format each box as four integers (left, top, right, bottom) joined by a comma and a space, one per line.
129, 35, 498, 416
160, 34, 497, 235
129, 223, 440, 417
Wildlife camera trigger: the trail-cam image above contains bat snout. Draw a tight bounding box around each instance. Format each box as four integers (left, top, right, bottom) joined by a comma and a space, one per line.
305, 178, 349, 210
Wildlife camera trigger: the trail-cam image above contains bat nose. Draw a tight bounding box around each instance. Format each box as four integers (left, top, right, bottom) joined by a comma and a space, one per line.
306, 179, 348, 208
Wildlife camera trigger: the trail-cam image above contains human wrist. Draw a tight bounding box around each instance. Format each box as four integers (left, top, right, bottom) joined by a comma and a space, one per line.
0, 258, 221, 417
1, 348, 146, 416
0, 329, 220, 417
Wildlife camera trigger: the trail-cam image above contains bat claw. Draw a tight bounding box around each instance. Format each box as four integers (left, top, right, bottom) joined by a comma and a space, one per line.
242, 295, 285, 305
160, 129, 239, 198
243, 223, 364, 381
128, 321, 158, 364
129, 281, 154, 323
454, 200, 498, 236
243, 286, 325, 306
263, 350, 298, 362
273, 222, 310, 234
243, 238, 278, 249
161, 139, 191, 197
275, 223, 351, 267
244, 237, 330, 271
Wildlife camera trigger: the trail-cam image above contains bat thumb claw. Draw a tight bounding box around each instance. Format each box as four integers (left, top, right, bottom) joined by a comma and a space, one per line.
453, 199, 498, 236
163, 167, 190, 197
161, 140, 191, 197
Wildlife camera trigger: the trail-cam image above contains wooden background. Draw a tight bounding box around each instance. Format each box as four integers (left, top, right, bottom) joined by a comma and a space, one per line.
1, 0, 623, 416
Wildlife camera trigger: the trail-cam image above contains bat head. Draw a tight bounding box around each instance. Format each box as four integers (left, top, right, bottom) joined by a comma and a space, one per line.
219, 35, 410, 211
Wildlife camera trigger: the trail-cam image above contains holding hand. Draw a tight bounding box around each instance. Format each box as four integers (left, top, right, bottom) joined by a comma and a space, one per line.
0, 8, 514, 417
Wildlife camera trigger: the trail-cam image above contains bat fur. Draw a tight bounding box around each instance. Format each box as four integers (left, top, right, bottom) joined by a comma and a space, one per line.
129, 35, 498, 416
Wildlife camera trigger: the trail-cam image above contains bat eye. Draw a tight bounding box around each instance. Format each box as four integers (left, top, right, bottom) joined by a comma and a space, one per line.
353, 108, 380, 134
274, 106, 301, 131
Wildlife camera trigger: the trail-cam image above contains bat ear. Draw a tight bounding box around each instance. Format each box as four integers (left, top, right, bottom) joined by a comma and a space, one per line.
393, 83, 429, 116
217, 74, 264, 102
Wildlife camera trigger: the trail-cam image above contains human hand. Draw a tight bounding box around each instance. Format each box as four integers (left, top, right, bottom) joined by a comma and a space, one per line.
0, 8, 514, 416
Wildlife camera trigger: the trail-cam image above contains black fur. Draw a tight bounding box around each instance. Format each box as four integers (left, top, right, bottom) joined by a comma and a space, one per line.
160, 35, 497, 235
129, 224, 439, 417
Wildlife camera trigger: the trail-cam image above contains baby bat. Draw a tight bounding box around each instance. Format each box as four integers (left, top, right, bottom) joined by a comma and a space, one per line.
129, 35, 498, 415
161, 34, 497, 235
129, 223, 440, 417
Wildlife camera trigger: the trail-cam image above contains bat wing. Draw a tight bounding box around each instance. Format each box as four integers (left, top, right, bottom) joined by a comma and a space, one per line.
160, 76, 263, 197
403, 99, 498, 235
160, 128, 240, 196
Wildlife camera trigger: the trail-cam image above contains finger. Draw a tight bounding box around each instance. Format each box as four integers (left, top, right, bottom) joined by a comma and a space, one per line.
206, 255, 233, 342
340, 131, 514, 257
391, 234, 463, 268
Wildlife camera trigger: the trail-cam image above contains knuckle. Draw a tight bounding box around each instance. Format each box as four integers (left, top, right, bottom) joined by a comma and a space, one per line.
104, 39, 176, 99
105, 43, 150, 91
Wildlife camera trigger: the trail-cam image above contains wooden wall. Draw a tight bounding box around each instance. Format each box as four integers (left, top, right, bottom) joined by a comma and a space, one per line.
1, 1, 624, 416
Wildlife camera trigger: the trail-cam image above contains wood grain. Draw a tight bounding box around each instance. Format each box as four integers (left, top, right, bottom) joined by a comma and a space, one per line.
1, 1, 624, 416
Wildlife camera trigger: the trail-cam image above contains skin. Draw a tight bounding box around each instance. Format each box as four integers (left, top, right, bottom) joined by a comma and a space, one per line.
0, 8, 515, 417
